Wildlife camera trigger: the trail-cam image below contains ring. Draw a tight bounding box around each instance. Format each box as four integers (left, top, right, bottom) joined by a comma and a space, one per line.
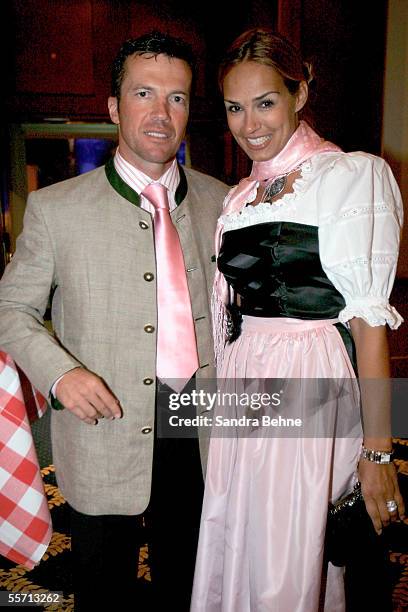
386, 500, 398, 513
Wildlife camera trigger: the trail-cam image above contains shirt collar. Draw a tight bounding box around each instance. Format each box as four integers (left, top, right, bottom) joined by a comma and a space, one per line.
114, 149, 180, 196
105, 155, 188, 209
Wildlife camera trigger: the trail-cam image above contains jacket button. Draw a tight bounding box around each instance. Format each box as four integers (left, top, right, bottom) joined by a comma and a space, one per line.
141, 426, 152, 434
144, 324, 155, 333
143, 272, 154, 281
143, 377, 154, 385
139, 221, 149, 229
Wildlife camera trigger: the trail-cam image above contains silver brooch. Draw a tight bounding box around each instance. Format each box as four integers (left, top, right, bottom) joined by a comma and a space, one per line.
263, 175, 287, 202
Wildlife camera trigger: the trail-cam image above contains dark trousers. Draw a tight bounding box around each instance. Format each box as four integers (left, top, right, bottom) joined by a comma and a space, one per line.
69, 386, 204, 611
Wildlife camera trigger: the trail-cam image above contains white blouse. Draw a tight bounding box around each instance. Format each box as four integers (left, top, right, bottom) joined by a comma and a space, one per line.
220, 151, 404, 329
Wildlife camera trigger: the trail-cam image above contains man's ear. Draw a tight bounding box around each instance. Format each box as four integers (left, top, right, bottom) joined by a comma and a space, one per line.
295, 81, 308, 113
108, 97, 120, 125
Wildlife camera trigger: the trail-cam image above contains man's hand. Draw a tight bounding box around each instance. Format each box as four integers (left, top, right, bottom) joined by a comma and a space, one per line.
55, 367, 122, 425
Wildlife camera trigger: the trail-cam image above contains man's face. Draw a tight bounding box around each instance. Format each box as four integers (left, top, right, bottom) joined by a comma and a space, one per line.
108, 53, 192, 179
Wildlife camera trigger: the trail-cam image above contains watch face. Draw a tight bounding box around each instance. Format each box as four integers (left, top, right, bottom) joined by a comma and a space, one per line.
362, 448, 393, 464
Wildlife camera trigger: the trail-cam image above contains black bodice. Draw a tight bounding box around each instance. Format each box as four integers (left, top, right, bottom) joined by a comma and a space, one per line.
218, 221, 346, 319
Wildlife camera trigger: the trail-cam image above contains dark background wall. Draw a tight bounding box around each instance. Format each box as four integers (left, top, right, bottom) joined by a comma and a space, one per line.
300, 0, 387, 154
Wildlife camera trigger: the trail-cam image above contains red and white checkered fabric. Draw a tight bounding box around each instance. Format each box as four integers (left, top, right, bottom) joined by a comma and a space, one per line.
0, 351, 52, 568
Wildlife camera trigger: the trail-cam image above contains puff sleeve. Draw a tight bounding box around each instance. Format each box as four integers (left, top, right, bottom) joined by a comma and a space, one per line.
318, 152, 403, 328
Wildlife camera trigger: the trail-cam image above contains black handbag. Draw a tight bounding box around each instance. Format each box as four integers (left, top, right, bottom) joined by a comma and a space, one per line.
325, 482, 378, 567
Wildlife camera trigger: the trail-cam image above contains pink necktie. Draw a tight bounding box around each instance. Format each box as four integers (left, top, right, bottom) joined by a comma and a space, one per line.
142, 183, 199, 387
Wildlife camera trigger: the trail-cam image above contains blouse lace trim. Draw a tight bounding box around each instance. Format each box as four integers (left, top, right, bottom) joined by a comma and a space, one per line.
327, 255, 397, 271
339, 300, 403, 329
321, 202, 394, 226
221, 160, 313, 232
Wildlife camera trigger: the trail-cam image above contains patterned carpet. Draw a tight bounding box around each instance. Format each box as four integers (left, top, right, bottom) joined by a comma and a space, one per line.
0, 412, 407, 611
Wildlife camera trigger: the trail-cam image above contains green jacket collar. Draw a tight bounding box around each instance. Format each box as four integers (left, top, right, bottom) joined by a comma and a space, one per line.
105, 157, 188, 206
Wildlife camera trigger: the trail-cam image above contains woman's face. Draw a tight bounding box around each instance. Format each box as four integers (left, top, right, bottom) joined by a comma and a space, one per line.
222, 61, 307, 162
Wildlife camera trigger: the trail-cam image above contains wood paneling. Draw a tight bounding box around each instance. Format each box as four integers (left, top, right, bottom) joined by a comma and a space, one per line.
14, 0, 94, 95
8, 0, 132, 120
389, 279, 408, 378
299, 0, 388, 154
5, 0, 392, 180
277, 0, 302, 47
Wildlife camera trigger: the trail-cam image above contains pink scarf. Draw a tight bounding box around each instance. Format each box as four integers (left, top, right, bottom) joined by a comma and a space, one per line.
212, 120, 341, 366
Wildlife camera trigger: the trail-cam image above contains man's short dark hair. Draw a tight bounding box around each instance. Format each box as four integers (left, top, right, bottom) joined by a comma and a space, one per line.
111, 30, 196, 100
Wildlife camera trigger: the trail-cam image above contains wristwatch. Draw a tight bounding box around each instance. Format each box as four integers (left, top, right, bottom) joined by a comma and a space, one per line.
360, 446, 394, 464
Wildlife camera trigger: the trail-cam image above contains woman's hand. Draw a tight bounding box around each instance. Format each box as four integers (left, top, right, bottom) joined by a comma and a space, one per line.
349, 319, 405, 533
358, 458, 405, 534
